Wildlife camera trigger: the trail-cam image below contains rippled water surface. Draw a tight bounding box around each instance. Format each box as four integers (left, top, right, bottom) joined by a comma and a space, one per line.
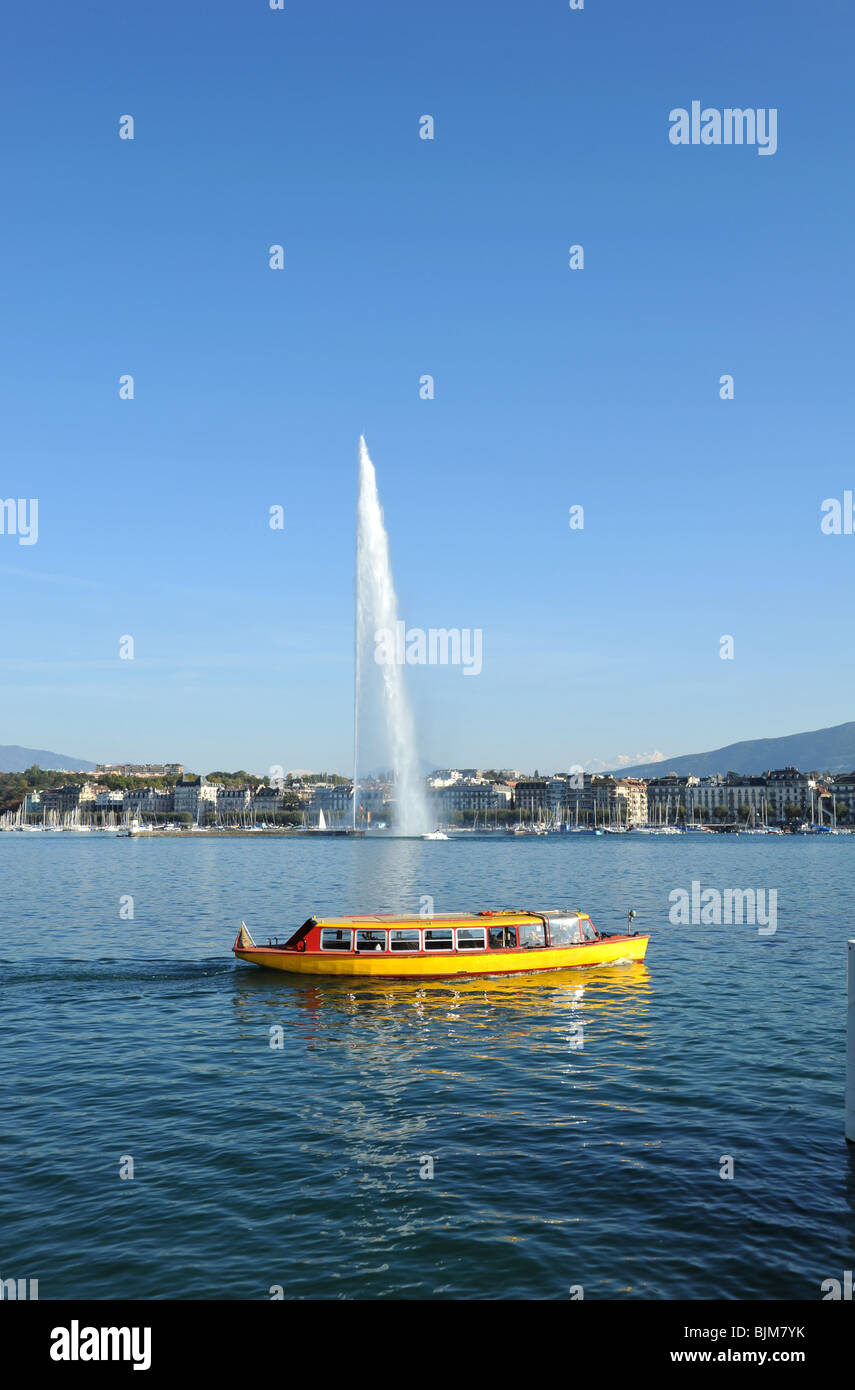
1, 833, 854, 1299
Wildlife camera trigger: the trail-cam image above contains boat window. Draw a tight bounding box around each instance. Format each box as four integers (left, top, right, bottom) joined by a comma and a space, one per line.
423, 929, 454, 951
581, 919, 598, 941
518, 921, 546, 949
389, 930, 421, 952
456, 927, 486, 951
355, 930, 387, 952
548, 915, 583, 946
488, 925, 517, 949
321, 928, 353, 951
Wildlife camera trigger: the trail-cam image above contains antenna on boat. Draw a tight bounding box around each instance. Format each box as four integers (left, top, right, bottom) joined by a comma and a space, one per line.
627, 908, 637, 935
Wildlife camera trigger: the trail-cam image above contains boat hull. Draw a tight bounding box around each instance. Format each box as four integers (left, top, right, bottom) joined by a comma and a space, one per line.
234, 933, 648, 978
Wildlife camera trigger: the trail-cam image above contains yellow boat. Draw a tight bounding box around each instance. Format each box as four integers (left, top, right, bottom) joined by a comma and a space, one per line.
232, 908, 648, 978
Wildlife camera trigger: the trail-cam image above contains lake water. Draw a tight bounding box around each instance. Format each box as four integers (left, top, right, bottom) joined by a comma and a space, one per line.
1, 833, 854, 1300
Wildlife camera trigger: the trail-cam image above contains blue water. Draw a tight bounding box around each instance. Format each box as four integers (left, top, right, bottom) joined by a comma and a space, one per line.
1, 833, 854, 1300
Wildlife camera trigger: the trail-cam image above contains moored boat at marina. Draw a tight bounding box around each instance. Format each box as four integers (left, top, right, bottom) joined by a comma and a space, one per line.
232, 908, 648, 978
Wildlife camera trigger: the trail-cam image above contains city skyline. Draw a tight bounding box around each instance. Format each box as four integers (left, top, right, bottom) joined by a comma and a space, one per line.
8, 707, 855, 782
8, 762, 854, 836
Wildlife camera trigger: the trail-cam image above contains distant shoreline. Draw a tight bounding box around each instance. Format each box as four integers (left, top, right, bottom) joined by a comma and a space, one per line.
2, 826, 852, 840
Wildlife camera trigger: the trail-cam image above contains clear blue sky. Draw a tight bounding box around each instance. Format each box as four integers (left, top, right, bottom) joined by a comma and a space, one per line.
1, 1, 852, 775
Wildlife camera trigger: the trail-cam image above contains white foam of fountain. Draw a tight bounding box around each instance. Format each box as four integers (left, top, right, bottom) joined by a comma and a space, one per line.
354, 436, 430, 836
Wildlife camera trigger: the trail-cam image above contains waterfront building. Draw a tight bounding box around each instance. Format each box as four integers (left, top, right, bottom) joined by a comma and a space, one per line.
252, 786, 285, 817
41, 783, 92, 815
123, 787, 175, 817
174, 775, 220, 818
40, 786, 73, 816
218, 786, 250, 810
95, 789, 125, 809
586, 776, 639, 825
309, 784, 354, 816
685, 775, 766, 822
761, 768, 813, 822
217, 786, 252, 821
513, 779, 554, 816
645, 769, 817, 824
514, 774, 615, 823
613, 777, 648, 826
123, 787, 149, 814
645, 775, 694, 818
431, 780, 511, 816
826, 772, 855, 821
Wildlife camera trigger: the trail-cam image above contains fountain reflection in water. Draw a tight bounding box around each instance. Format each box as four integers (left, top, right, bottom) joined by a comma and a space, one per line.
354, 436, 430, 836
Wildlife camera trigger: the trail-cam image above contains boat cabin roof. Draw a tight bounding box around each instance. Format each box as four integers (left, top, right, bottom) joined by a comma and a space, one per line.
313, 908, 589, 927
237, 909, 607, 956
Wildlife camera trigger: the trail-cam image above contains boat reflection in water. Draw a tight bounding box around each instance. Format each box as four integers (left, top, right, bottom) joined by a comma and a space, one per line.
231, 958, 653, 1066
230, 960, 656, 1231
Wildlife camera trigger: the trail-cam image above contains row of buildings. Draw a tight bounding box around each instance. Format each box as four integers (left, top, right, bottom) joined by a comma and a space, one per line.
18, 775, 379, 826
501, 768, 855, 826
22, 776, 291, 825
13, 766, 855, 827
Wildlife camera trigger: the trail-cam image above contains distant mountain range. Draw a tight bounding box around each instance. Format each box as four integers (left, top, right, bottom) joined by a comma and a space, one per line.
3, 720, 855, 782
0, 745, 96, 773
612, 721, 855, 779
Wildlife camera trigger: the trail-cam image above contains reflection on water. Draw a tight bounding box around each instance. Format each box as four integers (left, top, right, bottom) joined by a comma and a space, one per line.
231, 961, 657, 1219
344, 836, 445, 914
231, 963, 654, 1122
233, 958, 652, 1026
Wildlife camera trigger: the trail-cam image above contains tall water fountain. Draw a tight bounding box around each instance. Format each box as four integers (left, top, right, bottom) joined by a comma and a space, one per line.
354, 436, 430, 836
